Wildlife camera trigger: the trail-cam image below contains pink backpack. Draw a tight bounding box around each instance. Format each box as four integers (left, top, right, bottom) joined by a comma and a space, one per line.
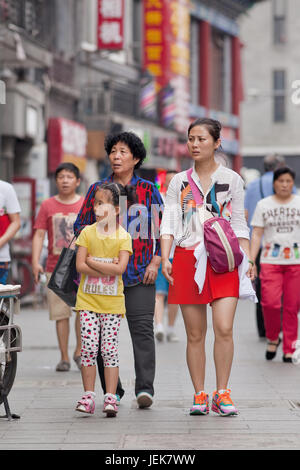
186, 168, 243, 273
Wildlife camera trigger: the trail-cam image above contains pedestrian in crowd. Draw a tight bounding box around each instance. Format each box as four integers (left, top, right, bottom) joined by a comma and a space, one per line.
160, 118, 255, 416
75, 183, 133, 417
245, 153, 287, 338
154, 170, 179, 343
74, 131, 163, 409
250, 166, 300, 363
32, 163, 83, 372
0, 180, 21, 284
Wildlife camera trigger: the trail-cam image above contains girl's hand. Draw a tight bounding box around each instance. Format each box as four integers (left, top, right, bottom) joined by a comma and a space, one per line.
86, 255, 94, 267
161, 259, 174, 286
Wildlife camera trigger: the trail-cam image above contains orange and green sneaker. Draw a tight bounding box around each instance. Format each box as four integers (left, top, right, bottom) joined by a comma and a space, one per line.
211, 389, 238, 416
190, 392, 209, 415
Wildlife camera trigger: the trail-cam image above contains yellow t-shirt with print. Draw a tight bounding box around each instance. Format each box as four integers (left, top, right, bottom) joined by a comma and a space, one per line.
75, 223, 132, 315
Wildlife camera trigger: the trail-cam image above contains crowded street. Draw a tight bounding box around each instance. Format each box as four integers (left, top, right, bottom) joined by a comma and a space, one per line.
1, 0, 300, 456
1, 299, 300, 451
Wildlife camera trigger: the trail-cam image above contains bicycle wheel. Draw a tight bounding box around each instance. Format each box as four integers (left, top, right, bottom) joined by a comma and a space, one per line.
0, 310, 17, 403
11, 260, 34, 299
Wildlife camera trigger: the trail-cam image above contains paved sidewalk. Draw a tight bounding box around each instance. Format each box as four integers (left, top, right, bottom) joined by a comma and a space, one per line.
1, 299, 300, 450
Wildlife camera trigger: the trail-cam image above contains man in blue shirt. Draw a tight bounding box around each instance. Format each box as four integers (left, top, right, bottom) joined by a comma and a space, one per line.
245, 154, 286, 232
245, 154, 286, 338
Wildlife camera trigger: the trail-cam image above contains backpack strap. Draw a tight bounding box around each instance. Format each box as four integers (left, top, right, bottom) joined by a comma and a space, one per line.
210, 183, 221, 217
186, 168, 202, 205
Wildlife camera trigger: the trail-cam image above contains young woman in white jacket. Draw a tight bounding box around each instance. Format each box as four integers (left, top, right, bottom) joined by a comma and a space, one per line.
160, 118, 255, 416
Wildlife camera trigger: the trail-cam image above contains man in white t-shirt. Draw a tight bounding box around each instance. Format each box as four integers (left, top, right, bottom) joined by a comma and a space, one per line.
0, 180, 21, 284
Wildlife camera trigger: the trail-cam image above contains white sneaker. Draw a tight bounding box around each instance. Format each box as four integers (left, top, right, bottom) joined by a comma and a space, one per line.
155, 323, 164, 342
136, 392, 153, 409
167, 331, 179, 342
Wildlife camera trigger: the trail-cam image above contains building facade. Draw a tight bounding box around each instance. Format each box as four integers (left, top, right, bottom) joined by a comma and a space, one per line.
239, 0, 300, 186
0, 0, 261, 193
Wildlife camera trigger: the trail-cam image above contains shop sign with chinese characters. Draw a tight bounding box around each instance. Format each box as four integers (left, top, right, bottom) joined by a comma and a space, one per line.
97, 0, 124, 50
143, 0, 191, 134
48, 118, 87, 173
152, 135, 177, 159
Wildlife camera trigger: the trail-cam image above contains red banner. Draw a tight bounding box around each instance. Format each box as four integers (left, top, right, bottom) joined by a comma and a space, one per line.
48, 118, 87, 173
97, 0, 124, 50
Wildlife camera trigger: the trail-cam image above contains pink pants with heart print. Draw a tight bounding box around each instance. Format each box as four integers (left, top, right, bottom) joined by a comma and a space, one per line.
79, 310, 122, 367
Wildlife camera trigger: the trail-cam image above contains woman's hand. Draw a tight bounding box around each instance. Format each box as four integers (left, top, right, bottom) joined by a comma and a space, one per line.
238, 238, 256, 282
161, 258, 174, 286
143, 257, 160, 285
247, 261, 256, 281
253, 263, 258, 279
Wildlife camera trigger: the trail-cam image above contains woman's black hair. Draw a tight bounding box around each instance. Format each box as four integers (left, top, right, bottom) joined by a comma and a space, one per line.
95, 182, 136, 207
273, 166, 296, 183
55, 162, 80, 179
104, 132, 147, 169
187, 118, 222, 143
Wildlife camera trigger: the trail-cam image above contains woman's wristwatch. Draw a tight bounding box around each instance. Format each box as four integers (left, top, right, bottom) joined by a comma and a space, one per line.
248, 260, 254, 266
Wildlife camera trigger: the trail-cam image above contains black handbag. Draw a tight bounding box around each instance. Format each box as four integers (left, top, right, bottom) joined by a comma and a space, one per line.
47, 237, 80, 307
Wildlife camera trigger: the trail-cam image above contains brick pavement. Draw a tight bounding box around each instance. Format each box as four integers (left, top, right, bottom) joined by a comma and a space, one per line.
1, 300, 300, 450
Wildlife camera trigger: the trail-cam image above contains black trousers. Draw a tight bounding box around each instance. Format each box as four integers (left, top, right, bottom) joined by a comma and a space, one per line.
97, 283, 156, 397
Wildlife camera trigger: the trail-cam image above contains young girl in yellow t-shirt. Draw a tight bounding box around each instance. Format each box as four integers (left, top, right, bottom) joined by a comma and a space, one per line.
75, 183, 133, 417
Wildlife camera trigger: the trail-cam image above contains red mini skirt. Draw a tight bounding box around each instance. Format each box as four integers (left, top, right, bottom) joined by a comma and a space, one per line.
168, 246, 239, 305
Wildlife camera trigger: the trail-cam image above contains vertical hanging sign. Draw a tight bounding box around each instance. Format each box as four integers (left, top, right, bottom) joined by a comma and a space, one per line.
97, 0, 124, 50
143, 0, 191, 134
167, 0, 191, 134
143, 0, 165, 91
